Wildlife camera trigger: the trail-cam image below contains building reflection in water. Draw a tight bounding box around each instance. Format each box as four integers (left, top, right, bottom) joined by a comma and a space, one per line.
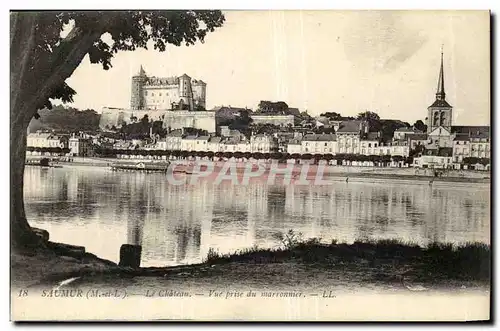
24, 167, 490, 267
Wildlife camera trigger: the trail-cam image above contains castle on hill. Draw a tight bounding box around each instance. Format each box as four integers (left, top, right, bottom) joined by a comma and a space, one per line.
130, 65, 206, 111
99, 66, 215, 133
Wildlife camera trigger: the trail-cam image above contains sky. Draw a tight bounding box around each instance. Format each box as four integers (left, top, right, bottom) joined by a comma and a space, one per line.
64, 10, 490, 125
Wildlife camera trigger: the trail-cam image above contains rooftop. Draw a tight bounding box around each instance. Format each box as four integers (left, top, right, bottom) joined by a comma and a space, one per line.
28, 132, 53, 138
166, 130, 184, 137
302, 134, 337, 142
209, 137, 222, 143
429, 99, 452, 108
336, 120, 363, 133
453, 135, 470, 141
395, 127, 423, 133
408, 134, 429, 141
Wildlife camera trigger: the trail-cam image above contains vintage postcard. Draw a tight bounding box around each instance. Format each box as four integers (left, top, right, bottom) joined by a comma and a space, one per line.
10, 10, 491, 321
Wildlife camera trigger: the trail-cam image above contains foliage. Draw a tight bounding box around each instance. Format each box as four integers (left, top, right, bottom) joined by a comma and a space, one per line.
314, 126, 336, 134
278, 229, 304, 249
231, 109, 253, 126
225, 109, 253, 136
413, 120, 427, 132
379, 119, 409, 142
252, 123, 282, 135
357, 111, 380, 122
28, 105, 100, 133
11, 10, 226, 247
12, 11, 225, 113
119, 118, 167, 139
257, 100, 290, 114
26, 146, 70, 154
319, 112, 355, 121
96, 147, 413, 165
201, 233, 490, 282
463, 157, 490, 166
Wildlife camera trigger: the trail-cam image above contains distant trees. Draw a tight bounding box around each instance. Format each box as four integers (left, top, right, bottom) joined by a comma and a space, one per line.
94, 147, 414, 168
413, 120, 427, 132
379, 119, 408, 142
253, 123, 281, 135
26, 146, 69, 155
257, 100, 289, 114
229, 109, 253, 130
28, 105, 100, 133
463, 157, 490, 166
119, 119, 167, 139
319, 112, 343, 120
357, 111, 382, 132
357, 111, 380, 122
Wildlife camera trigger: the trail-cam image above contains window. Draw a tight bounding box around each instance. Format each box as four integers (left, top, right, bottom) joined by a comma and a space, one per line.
368, 143, 371, 147
440, 112, 445, 126
159, 93, 162, 96
144, 91, 148, 95
152, 92, 155, 96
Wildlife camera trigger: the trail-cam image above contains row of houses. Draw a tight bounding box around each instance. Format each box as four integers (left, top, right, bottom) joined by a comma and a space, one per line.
27, 132, 92, 156
27, 118, 490, 169
287, 133, 410, 157
143, 130, 278, 154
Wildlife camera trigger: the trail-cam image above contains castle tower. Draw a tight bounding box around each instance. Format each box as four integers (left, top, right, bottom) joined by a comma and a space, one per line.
130, 65, 147, 110
192, 80, 207, 110
178, 73, 194, 110
426, 48, 453, 133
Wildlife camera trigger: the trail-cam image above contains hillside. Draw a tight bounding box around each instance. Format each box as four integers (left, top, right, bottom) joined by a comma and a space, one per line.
28, 105, 101, 133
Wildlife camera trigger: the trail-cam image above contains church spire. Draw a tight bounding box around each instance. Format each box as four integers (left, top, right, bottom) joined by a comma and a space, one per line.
138, 65, 146, 76
436, 46, 446, 101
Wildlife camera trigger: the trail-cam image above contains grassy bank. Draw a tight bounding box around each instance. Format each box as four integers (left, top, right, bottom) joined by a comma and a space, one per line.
12, 232, 490, 291
199, 238, 490, 284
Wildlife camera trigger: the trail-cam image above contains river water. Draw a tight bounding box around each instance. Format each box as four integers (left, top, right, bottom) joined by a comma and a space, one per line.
24, 166, 490, 267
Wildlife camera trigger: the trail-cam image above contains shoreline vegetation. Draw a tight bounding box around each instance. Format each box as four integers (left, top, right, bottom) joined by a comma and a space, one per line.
12, 230, 490, 291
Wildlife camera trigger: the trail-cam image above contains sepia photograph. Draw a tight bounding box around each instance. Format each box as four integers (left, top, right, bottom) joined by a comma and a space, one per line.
10, 8, 491, 321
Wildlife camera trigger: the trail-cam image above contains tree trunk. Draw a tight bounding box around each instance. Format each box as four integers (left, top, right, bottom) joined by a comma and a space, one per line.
10, 12, 106, 250
10, 13, 42, 251
10, 108, 41, 251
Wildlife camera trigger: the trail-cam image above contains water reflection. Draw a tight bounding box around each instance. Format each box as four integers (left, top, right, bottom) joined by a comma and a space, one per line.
24, 166, 490, 267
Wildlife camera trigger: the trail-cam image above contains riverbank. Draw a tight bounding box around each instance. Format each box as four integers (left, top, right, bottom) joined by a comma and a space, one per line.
25, 156, 490, 184
12, 235, 490, 293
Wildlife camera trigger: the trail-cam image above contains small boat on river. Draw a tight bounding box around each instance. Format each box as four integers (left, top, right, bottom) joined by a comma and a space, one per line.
110, 161, 170, 173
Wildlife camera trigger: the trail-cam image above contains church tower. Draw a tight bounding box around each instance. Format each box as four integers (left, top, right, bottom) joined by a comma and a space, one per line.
426, 49, 453, 133
130, 65, 147, 110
